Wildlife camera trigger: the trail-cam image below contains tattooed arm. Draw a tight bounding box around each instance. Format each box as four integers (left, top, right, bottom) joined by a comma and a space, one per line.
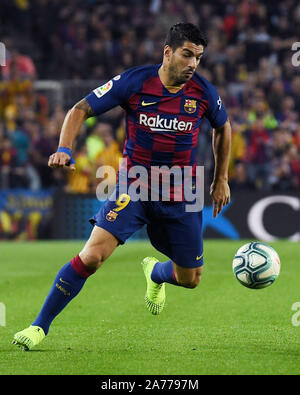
48, 98, 94, 169
58, 98, 94, 150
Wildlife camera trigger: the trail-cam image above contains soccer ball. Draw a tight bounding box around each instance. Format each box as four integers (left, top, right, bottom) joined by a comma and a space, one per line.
232, 241, 280, 289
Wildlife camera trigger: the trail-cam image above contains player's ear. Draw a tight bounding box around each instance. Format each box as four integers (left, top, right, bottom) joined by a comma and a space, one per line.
164, 45, 173, 61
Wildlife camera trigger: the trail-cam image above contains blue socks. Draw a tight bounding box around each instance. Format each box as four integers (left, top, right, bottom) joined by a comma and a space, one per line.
151, 260, 179, 285
32, 256, 94, 335
32, 257, 179, 335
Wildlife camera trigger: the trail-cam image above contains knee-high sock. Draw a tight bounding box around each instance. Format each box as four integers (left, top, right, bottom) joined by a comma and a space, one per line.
32, 255, 95, 335
150, 260, 179, 285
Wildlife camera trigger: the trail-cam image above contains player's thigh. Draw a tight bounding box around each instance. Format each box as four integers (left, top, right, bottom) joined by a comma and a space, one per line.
79, 225, 119, 269
170, 209, 203, 268
147, 208, 203, 287
82, 191, 148, 269
148, 205, 204, 268
90, 193, 147, 245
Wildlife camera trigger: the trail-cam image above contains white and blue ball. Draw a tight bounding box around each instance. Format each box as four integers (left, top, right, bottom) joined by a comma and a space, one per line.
232, 242, 280, 289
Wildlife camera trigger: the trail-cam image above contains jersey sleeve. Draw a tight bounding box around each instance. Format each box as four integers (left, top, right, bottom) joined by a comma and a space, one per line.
84, 71, 131, 115
205, 83, 228, 129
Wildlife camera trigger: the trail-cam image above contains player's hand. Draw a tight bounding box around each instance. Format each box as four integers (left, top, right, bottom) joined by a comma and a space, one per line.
48, 152, 76, 171
210, 179, 230, 218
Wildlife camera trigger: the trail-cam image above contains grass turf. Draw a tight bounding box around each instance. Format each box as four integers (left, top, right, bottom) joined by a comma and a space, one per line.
0, 239, 299, 375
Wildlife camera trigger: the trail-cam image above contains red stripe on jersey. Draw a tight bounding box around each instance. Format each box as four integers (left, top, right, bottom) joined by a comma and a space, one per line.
157, 95, 181, 114
131, 145, 153, 165
152, 133, 176, 153
172, 150, 192, 166
184, 78, 204, 97
127, 93, 141, 111
142, 76, 163, 96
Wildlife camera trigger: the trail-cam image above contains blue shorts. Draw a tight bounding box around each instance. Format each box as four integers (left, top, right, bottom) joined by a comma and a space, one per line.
89, 192, 203, 269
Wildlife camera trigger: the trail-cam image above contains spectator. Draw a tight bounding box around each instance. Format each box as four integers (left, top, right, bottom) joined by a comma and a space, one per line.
248, 99, 278, 130
86, 123, 106, 162
228, 120, 247, 180
1, 49, 36, 80
0, 137, 17, 189
246, 117, 272, 191
287, 145, 300, 189
94, 122, 123, 187
67, 145, 93, 193
290, 76, 300, 113
229, 161, 252, 191
0, 0, 299, 193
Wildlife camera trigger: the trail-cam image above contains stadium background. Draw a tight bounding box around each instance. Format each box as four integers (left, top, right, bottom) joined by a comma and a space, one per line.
0, 0, 299, 242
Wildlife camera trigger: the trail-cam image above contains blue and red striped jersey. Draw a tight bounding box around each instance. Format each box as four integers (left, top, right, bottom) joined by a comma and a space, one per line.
85, 64, 228, 199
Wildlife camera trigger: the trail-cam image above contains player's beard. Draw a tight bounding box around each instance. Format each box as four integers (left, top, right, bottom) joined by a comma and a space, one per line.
168, 57, 194, 85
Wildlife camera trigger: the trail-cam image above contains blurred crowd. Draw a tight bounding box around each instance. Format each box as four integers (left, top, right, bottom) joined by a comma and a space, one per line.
0, 0, 300, 194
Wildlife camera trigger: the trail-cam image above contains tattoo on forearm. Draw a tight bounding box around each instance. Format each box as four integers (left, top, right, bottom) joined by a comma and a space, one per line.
75, 98, 94, 117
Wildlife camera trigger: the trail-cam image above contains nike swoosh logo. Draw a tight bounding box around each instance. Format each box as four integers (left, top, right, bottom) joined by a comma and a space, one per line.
60, 277, 71, 286
141, 100, 157, 106
196, 254, 203, 261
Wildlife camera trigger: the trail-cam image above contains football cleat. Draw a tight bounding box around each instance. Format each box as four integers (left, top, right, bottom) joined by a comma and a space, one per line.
141, 257, 166, 315
12, 325, 45, 351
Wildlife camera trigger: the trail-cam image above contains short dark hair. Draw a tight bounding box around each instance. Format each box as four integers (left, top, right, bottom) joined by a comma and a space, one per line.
165, 23, 208, 51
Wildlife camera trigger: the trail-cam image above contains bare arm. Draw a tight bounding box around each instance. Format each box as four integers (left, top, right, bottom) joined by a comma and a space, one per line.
48, 98, 94, 169
210, 118, 232, 217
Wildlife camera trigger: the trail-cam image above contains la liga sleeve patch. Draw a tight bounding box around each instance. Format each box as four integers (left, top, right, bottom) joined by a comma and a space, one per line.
93, 80, 113, 98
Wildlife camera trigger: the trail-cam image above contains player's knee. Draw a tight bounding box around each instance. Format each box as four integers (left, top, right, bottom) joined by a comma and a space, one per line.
79, 249, 104, 271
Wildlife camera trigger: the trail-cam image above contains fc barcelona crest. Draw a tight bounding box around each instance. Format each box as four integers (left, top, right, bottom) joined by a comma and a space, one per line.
184, 99, 197, 114
106, 210, 118, 222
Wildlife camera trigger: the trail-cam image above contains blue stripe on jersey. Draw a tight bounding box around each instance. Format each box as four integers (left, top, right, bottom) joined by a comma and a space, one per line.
135, 128, 154, 150
174, 134, 193, 152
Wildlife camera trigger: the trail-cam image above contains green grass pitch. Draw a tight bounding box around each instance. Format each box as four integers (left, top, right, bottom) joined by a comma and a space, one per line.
0, 239, 299, 375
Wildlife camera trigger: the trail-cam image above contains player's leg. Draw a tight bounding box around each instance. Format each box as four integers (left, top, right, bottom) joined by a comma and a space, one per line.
31, 225, 118, 333
13, 226, 118, 350
145, 257, 203, 288
13, 191, 147, 350
146, 211, 203, 289
141, 203, 204, 314
79, 225, 119, 271
172, 262, 203, 288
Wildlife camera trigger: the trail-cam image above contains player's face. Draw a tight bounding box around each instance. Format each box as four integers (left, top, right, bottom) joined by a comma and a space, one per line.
167, 41, 204, 84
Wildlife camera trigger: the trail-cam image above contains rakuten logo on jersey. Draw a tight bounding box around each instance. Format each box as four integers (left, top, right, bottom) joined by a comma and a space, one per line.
139, 114, 193, 133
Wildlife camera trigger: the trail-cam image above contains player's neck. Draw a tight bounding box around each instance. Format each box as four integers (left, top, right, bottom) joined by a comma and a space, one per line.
158, 65, 184, 93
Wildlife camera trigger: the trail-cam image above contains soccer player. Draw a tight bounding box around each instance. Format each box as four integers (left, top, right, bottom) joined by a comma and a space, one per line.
13, 23, 231, 350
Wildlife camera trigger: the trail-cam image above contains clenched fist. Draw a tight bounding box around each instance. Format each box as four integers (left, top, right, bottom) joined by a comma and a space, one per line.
48, 152, 76, 171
